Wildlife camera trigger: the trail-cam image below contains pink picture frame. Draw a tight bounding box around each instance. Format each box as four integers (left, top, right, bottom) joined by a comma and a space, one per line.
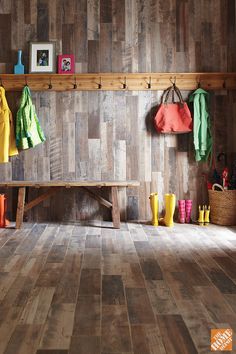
58, 54, 75, 74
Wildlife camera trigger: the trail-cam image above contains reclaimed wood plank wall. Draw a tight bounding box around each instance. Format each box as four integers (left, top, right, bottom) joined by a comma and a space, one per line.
0, 0, 236, 222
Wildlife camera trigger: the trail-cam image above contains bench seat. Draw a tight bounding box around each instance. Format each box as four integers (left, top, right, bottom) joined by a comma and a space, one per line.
0, 180, 139, 229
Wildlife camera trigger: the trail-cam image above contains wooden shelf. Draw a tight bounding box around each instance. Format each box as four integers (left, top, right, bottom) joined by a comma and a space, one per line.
1, 73, 236, 91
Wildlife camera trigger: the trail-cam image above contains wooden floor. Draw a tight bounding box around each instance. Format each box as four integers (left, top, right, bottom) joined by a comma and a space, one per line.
0, 222, 235, 354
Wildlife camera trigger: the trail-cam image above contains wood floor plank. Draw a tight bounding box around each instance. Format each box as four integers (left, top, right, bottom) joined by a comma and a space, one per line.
178, 261, 210, 286
35, 263, 63, 287
224, 294, 236, 313
125, 288, 155, 324
69, 336, 100, 354
85, 234, 101, 248
134, 241, 155, 258
177, 300, 217, 354
194, 286, 235, 323
122, 263, 145, 288
39, 303, 76, 350
157, 314, 198, 354
0, 306, 22, 353
206, 268, 236, 294
83, 248, 101, 269
101, 324, 132, 353
213, 256, 236, 280
1, 276, 29, 307
140, 259, 163, 280
131, 325, 167, 354
15, 224, 47, 255
73, 295, 101, 336
52, 253, 82, 304
102, 254, 123, 275
4, 324, 44, 354
146, 280, 179, 315
19, 287, 55, 324
79, 268, 101, 295
164, 271, 196, 301
46, 245, 68, 263
101, 305, 131, 353
102, 275, 125, 305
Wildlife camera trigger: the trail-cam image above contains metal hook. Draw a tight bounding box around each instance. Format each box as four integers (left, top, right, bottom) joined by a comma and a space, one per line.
147, 76, 151, 89
169, 76, 176, 86
123, 77, 127, 89
97, 77, 102, 89
48, 77, 52, 89
73, 76, 77, 89
0, 77, 3, 87
25, 76, 28, 87
223, 78, 226, 89
197, 78, 201, 88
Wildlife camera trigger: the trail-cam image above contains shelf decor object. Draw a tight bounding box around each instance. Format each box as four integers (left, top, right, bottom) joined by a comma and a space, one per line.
57, 54, 75, 74
14, 50, 24, 74
29, 42, 56, 74
0, 73, 236, 91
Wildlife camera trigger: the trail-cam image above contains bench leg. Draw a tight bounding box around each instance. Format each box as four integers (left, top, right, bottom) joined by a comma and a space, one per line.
111, 187, 120, 229
16, 187, 26, 229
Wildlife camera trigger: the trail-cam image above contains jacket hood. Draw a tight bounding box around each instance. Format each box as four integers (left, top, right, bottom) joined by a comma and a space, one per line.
191, 88, 209, 95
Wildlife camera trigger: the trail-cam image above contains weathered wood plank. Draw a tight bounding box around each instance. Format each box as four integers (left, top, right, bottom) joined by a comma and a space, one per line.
126, 288, 155, 324
15, 188, 26, 229
157, 314, 198, 354
111, 186, 120, 228
73, 295, 101, 336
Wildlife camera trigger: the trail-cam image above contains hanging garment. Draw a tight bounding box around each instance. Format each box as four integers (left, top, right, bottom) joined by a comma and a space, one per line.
16, 86, 46, 150
189, 88, 212, 163
0, 86, 18, 163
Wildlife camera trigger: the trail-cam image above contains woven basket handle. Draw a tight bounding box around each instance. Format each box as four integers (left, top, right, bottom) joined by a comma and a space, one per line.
212, 183, 224, 191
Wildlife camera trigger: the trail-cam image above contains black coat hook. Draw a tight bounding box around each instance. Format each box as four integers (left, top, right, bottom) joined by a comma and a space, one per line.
0, 77, 3, 87
123, 77, 127, 89
223, 78, 226, 89
48, 77, 52, 89
147, 76, 151, 89
73, 77, 77, 89
169, 76, 176, 86
97, 77, 102, 89
25, 76, 28, 86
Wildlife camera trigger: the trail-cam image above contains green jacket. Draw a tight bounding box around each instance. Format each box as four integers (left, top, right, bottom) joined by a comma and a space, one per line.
16, 86, 45, 150
189, 88, 212, 163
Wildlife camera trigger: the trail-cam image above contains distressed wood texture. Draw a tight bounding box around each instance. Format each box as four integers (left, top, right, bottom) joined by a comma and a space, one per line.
2, 73, 236, 91
0, 1, 236, 222
0, 222, 235, 353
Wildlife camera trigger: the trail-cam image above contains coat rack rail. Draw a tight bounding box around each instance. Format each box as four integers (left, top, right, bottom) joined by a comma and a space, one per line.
1, 73, 236, 91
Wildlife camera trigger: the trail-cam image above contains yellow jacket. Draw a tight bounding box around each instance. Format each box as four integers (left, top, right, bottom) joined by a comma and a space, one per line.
0, 86, 18, 163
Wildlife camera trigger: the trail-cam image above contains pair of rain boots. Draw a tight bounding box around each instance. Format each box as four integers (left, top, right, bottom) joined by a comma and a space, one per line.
178, 199, 192, 224
149, 193, 176, 227
198, 205, 210, 226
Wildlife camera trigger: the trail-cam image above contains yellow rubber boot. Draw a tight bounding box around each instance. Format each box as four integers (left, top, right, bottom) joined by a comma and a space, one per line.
163, 193, 176, 227
149, 193, 158, 226
204, 205, 210, 225
198, 205, 204, 226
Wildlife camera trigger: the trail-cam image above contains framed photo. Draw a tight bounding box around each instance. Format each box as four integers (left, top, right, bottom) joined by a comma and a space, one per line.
58, 54, 75, 74
29, 42, 56, 73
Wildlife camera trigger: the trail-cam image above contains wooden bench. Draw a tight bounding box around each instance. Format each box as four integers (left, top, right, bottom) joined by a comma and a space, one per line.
0, 181, 139, 229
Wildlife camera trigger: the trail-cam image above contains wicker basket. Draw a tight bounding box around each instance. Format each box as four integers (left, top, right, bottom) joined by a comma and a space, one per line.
208, 184, 236, 226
